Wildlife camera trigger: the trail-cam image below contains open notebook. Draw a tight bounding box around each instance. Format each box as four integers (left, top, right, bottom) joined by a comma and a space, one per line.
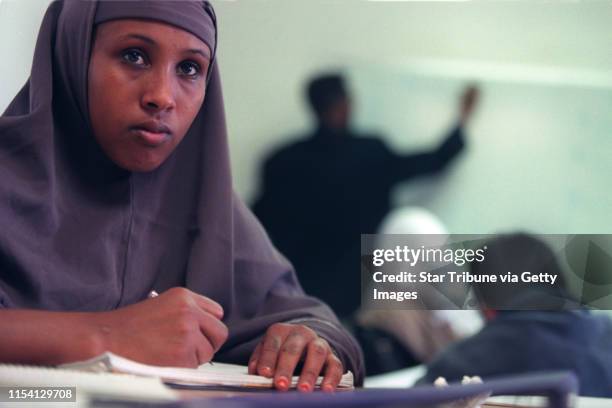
61, 352, 354, 390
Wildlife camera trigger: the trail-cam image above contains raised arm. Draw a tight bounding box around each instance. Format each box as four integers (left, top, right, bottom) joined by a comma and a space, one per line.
387, 85, 480, 184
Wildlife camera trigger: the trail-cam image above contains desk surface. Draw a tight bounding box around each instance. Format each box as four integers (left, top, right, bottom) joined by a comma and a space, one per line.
172, 387, 612, 408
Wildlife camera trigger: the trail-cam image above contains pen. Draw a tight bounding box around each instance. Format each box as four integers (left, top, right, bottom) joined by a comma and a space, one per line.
147, 289, 214, 366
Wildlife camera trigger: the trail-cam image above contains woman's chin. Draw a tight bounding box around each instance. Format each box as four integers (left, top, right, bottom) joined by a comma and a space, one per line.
113, 154, 166, 173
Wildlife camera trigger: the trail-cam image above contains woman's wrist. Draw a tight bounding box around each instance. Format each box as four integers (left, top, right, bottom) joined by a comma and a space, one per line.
68, 311, 110, 362
31, 310, 109, 364
0, 309, 108, 365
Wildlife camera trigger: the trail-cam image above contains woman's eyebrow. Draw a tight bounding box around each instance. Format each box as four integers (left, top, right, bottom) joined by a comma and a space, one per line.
118, 33, 210, 59
121, 33, 156, 45
185, 48, 211, 60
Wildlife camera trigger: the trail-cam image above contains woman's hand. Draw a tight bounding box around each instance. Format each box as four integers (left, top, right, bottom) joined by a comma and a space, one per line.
96, 287, 228, 367
0, 287, 227, 368
247, 323, 344, 392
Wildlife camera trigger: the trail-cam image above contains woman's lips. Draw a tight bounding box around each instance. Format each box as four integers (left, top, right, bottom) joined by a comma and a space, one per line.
130, 126, 171, 147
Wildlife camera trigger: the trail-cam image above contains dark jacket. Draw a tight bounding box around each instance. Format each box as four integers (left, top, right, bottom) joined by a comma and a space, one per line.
253, 126, 464, 318
420, 311, 612, 397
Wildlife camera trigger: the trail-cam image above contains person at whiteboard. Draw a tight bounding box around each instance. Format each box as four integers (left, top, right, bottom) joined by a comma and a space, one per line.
252, 73, 479, 319
0, 0, 364, 391
419, 233, 612, 397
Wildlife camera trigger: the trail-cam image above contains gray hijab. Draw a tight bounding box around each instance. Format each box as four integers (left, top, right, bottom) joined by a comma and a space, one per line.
0, 0, 363, 383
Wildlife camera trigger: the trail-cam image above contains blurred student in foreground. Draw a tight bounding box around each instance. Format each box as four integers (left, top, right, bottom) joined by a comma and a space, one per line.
419, 233, 612, 397
355, 207, 482, 375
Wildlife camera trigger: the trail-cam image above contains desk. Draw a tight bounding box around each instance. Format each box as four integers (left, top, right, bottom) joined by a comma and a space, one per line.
3, 364, 610, 408
88, 390, 612, 408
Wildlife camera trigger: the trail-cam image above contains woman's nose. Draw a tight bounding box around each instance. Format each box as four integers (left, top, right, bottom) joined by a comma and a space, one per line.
141, 69, 176, 113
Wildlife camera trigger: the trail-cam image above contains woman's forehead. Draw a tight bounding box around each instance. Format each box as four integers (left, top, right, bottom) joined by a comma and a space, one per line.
94, 19, 211, 58
93, 0, 216, 58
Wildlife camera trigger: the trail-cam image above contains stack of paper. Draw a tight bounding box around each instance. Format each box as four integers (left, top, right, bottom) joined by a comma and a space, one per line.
0, 363, 177, 403
61, 352, 354, 390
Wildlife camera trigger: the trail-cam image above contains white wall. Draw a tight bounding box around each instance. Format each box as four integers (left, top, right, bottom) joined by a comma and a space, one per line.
2, 0, 611, 233
0, 0, 50, 105
350, 65, 612, 233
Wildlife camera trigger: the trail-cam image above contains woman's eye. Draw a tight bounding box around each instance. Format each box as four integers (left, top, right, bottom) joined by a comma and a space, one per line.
178, 61, 201, 78
122, 49, 147, 66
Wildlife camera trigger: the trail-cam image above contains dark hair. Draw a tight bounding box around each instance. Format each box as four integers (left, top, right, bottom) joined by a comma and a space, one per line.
470, 233, 570, 310
305, 73, 347, 117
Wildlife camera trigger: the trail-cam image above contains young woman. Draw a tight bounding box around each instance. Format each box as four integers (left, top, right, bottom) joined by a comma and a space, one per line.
0, 0, 363, 391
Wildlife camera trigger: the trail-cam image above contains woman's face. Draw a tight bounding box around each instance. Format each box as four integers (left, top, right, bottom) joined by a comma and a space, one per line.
88, 19, 211, 172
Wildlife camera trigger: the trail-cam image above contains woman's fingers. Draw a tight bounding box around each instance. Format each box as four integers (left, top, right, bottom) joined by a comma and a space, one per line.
250, 323, 344, 391
195, 337, 215, 366
256, 327, 287, 377
196, 308, 228, 353
297, 338, 329, 392
192, 294, 224, 320
248, 342, 262, 374
161, 287, 224, 320
183, 289, 224, 320
321, 353, 344, 392
273, 331, 308, 391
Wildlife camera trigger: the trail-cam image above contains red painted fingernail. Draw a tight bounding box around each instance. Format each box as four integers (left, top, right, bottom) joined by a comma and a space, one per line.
276, 377, 289, 390
261, 366, 273, 377
298, 383, 312, 392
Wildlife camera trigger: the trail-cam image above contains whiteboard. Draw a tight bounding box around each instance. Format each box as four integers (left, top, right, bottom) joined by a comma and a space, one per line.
349, 61, 612, 234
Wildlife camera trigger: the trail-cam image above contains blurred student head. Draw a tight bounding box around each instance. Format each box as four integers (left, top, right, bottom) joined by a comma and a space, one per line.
471, 233, 570, 315
306, 73, 351, 131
